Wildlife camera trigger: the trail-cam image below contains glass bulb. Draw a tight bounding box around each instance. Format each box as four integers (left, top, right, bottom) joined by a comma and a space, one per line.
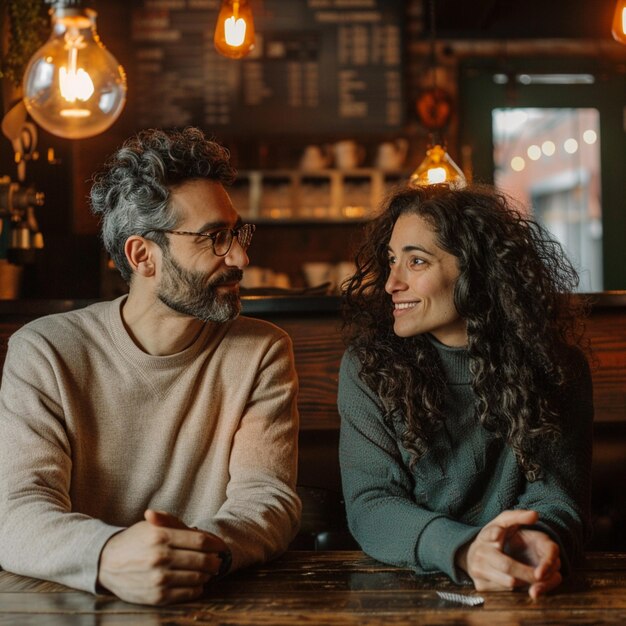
22, 7, 127, 139
612, 0, 626, 44
410, 144, 466, 187
214, 0, 256, 59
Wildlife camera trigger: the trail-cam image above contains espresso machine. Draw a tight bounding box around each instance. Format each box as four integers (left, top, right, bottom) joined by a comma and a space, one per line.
0, 101, 45, 265
0, 176, 44, 264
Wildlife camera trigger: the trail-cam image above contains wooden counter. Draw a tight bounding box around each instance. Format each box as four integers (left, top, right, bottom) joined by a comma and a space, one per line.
2, 551, 626, 625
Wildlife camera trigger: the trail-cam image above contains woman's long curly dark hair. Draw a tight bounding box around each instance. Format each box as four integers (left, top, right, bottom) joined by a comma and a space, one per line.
343, 183, 588, 481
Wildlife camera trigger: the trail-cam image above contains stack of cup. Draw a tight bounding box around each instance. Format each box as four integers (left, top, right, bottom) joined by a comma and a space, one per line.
302, 261, 357, 293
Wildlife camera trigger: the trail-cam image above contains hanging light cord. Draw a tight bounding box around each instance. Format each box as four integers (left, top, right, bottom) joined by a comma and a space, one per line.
427, 0, 442, 146
429, 0, 437, 91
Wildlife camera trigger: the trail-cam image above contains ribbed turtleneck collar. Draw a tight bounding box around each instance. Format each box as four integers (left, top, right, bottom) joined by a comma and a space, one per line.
426, 334, 471, 385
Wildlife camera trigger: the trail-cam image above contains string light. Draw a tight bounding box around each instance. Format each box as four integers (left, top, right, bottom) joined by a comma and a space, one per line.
510, 156, 525, 172
583, 130, 597, 144
510, 132, 596, 173
563, 138, 579, 154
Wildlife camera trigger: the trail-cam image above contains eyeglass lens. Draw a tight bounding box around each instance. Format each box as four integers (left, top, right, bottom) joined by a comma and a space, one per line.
236, 224, 254, 249
214, 224, 254, 256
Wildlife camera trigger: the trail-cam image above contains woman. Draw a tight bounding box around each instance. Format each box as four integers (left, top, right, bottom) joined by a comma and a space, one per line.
338, 183, 593, 599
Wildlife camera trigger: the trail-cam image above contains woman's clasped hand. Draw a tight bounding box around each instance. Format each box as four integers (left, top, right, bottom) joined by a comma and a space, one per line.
456, 510, 562, 599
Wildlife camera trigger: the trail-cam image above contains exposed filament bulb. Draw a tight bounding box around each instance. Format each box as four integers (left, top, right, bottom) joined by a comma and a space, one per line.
214, 0, 255, 59
224, 1, 246, 47
59, 36, 95, 109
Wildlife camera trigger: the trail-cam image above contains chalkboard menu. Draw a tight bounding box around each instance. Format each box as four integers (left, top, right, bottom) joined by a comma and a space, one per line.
131, 0, 404, 135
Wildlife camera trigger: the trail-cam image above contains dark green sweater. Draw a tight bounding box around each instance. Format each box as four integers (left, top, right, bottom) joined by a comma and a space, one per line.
338, 337, 593, 583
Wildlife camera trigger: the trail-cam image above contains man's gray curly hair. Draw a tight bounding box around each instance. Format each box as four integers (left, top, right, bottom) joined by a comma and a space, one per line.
90, 127, 236, 283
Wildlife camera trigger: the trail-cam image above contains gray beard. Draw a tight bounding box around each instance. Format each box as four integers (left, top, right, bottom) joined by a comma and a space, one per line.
157, 250, 242, 323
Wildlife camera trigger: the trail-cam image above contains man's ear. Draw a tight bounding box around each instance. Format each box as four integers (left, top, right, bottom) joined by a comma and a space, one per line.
125, 236, 158, 277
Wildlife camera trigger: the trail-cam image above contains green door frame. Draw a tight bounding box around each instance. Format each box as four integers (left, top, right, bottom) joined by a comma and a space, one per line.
459, 57, 626, 290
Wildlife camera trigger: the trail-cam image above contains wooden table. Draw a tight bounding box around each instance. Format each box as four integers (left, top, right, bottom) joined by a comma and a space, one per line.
2, 551, 626, 625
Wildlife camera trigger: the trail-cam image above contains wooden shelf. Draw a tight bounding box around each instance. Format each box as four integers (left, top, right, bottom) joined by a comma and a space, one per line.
249, 217, 370, 226
231, 169, 408, 222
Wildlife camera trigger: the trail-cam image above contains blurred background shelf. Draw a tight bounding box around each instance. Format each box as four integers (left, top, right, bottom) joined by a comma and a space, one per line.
231, 169, 408, 222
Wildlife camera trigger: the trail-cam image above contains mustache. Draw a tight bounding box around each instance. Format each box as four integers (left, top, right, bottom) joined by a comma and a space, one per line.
209, 269, 244, 287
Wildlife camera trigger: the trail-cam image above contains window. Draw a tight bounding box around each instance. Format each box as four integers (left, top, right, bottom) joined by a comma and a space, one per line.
492, 107, 602, 291
460, 59, 626, 291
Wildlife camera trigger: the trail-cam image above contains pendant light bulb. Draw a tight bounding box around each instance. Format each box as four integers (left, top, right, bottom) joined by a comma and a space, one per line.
22, 3, 127, 139
409, 0, 465, 188
410, 143, 466, 187
214, 0, 256, 59
612, 0, 626, 44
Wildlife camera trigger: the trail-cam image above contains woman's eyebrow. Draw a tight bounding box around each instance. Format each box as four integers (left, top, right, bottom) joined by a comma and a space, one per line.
387, 244, 435, 256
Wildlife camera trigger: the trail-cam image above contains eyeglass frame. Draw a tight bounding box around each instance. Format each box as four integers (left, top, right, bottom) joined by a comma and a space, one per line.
141, 223, 256, 257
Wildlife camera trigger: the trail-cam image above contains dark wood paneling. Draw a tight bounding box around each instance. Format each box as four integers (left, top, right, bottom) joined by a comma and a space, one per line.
268, 315, 344, 430
584, 308, 626, 423
1, 301, 625, 429
260, 306, 626, 430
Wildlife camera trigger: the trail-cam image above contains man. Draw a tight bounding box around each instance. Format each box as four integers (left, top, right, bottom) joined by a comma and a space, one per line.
0, 127, 301, 605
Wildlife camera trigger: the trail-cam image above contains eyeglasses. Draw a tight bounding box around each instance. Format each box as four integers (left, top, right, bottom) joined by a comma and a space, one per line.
143, 223, 256, 257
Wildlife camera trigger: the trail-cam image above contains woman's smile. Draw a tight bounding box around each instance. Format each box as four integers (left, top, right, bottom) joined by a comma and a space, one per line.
393, 300, 420, 315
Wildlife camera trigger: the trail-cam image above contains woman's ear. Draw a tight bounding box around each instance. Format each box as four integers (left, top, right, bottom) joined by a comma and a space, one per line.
124, 236, 158, 277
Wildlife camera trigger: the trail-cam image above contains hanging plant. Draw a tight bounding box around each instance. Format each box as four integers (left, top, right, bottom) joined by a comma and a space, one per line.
0, 0, 48, 87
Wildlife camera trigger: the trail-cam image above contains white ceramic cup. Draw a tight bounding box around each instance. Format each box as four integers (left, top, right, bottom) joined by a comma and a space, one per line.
241, 266, 267, 289
300, 145, 328, 171
376, 141, 407, 170
302, 262, 335, 287
333, 140, 365, 170
335, 261, 357, 292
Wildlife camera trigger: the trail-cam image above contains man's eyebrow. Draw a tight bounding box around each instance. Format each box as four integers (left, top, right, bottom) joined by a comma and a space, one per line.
386, 244, 435, 256
195, 217, 243, 233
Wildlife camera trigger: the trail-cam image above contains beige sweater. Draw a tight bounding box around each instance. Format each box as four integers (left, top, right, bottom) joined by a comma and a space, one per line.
0, 297, 301, 593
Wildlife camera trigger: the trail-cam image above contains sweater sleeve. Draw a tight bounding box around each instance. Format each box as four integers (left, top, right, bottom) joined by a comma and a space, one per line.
338, 350, 479, 582
206, 334, 301, 572
515, 350, 594, 573
0, 331, 124, 593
